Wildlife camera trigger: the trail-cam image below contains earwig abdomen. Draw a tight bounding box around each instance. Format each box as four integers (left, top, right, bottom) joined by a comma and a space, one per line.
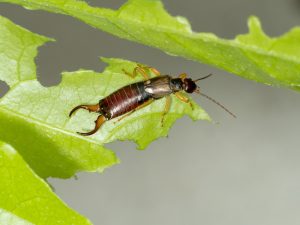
99, 81, 150, 119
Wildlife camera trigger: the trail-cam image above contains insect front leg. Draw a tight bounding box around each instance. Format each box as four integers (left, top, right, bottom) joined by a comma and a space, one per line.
179, 73, 187, 80
175, 92, 194, 110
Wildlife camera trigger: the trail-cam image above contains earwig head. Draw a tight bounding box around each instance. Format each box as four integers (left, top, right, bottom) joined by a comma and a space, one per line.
179, 73, 212, 94
183, 78, 198, 93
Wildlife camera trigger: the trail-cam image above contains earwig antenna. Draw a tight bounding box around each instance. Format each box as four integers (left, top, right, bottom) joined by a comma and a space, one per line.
199, 92, 236, 118
194, 73, 213, 82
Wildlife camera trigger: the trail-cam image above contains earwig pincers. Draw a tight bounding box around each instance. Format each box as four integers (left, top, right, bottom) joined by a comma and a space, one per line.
69, 64, 235, 136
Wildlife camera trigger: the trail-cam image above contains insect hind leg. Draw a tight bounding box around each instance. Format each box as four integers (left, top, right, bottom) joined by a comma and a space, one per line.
122, 64, 161, 80
138, 64, 161, 77
69, 103, 100, 117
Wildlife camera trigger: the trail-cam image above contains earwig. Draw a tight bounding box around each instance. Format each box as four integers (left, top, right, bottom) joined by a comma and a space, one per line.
69, 65, 235, 136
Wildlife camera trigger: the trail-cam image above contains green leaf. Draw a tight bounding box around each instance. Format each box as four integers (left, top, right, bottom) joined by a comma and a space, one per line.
0, 0, 299, 90
0, 16, 118, 178
0, 15, 209, 178
0, 141, 92, 225
0, 208, 33, 225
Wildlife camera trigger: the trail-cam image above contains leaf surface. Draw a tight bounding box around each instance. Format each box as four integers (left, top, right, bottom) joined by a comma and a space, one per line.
0, 0, 299, 90
0, 208, 33, 225
0, 15, 209, 178
0, 141, 92, 225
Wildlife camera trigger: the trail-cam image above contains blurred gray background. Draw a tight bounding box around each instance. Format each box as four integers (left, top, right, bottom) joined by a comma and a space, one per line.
1, 0, 300, 225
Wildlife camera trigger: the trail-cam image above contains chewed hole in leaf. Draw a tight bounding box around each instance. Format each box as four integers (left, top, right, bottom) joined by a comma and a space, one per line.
34, 40, 65, 88
0, 81, 8, 97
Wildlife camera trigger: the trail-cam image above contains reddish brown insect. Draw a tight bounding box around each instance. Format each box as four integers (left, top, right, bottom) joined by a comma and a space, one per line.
69, 64, 235, 136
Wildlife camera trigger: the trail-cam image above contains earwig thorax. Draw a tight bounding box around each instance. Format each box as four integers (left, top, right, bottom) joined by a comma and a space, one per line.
170, 78, 184, 92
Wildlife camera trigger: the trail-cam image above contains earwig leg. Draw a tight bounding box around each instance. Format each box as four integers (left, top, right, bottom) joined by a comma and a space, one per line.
122, 64, 161, 80
136, 67, 150, 79
77, 115, 106, 136
175, 92, 194, 110
122, 66, 149, 79
179, 73, 187, 80
161, 96, 171, 127
150, 68, 161, 76
137, 64, 161, 77
114, 110, 136, 124
69, 104, 100, 117
114, 100, 153, 124
122, 68, 136, 79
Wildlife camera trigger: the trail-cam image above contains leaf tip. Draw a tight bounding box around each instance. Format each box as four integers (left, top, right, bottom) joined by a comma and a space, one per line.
247, 16, 264, 36
96, 157, 121, 173
175, 16, 192, 32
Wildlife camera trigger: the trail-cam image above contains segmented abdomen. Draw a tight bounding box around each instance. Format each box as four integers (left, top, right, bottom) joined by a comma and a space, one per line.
101, 81, 149, 119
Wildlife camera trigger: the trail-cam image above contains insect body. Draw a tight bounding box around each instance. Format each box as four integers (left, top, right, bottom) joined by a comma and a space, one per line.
69, 65, 235, 136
